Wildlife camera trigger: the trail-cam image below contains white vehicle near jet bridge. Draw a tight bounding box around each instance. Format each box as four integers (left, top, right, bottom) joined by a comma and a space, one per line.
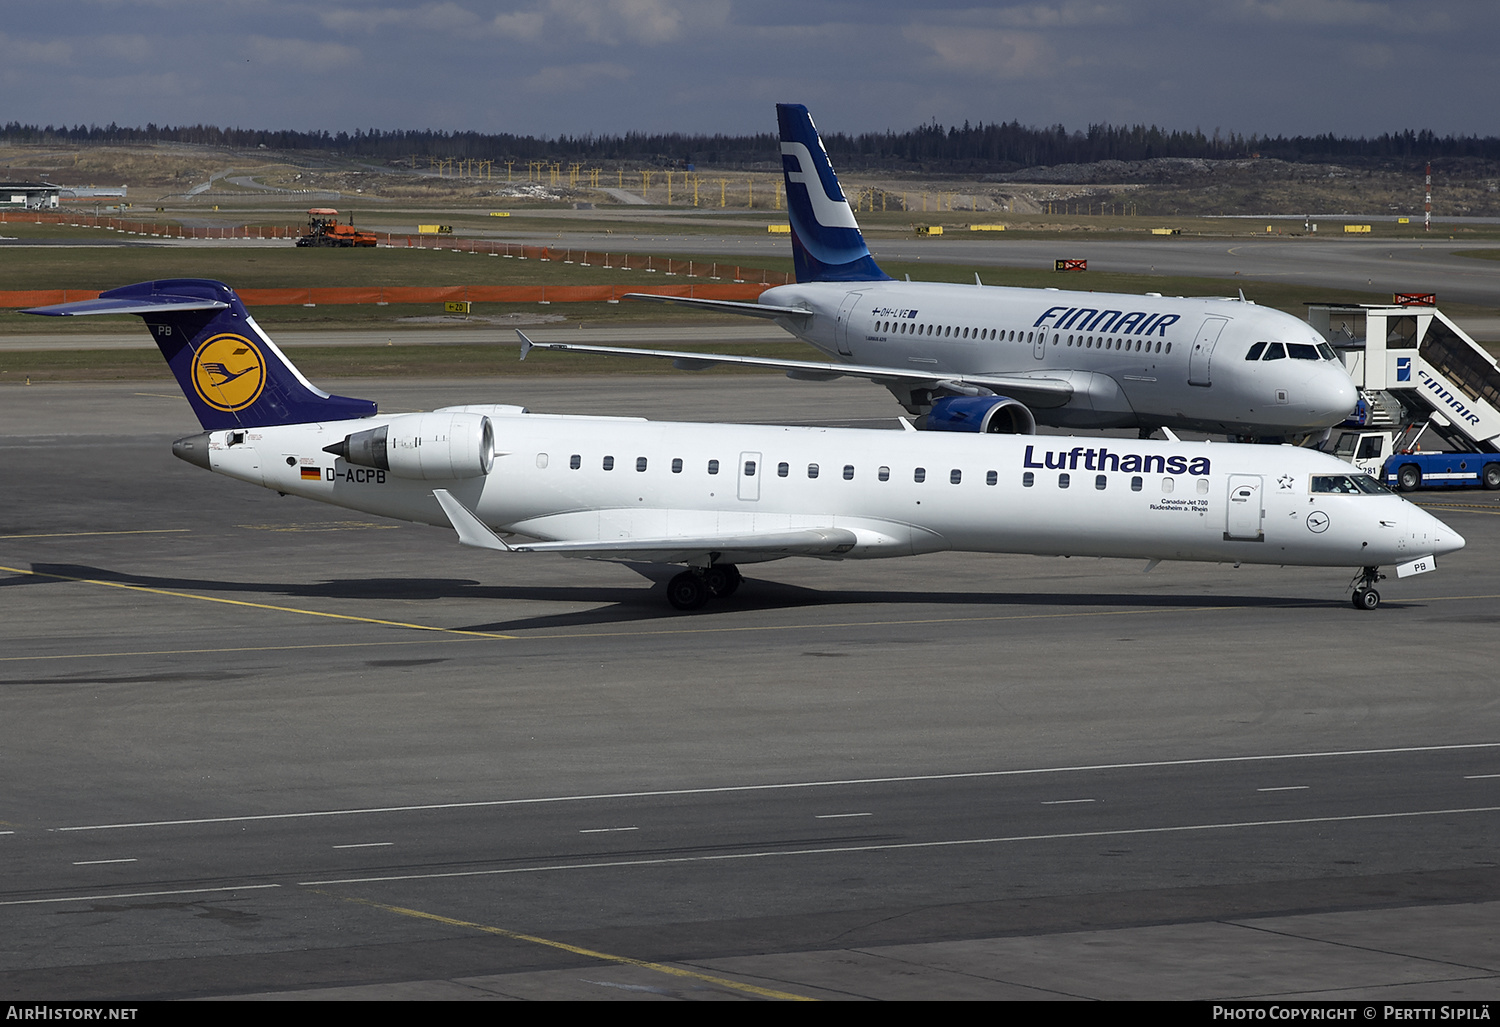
24, 280, 1463, 611
525, 103, 1359, 441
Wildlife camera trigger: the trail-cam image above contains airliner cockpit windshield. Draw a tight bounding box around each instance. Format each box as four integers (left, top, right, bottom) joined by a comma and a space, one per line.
1310, 473, 1393, 495
1247, 342, 1338, 361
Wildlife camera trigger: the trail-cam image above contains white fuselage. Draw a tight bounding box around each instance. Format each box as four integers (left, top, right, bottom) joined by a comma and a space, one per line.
760, 281, 1359, 435
192, 408, 1460, 572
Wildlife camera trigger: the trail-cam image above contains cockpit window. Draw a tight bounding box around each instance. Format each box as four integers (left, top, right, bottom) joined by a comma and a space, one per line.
1261, 343, 1286, 360
1311, 474, 1392, 495
1246, 342, 1266, 360
1317, 342, 1337, 361
1288, 343, 1320, 360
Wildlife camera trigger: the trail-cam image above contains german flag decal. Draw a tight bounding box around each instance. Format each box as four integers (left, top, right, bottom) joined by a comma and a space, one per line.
300, 466, 322, 481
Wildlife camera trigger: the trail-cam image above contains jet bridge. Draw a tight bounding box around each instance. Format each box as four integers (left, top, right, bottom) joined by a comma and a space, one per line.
1310, 301, 1500, 454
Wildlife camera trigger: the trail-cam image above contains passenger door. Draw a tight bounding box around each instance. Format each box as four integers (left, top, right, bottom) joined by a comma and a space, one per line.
1189, 317, 1229, 386
1225, 474, 1264, 541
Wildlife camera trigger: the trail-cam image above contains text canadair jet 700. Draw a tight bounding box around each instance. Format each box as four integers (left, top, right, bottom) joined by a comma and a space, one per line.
525, 103, 1358, 440
26, 280, 1459, 611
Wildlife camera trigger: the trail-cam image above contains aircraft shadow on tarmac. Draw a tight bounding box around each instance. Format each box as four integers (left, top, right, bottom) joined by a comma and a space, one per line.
8, 561, 1376, 636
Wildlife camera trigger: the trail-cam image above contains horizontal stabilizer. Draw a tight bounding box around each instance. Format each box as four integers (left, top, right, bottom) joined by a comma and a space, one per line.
23, 295, 229, 317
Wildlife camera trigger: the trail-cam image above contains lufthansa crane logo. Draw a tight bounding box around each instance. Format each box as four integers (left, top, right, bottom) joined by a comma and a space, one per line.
192, 334, 266, 412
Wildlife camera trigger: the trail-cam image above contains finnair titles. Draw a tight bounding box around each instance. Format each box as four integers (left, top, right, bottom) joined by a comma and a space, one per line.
525, 103, 1359, 441
25, 280, 1462, 612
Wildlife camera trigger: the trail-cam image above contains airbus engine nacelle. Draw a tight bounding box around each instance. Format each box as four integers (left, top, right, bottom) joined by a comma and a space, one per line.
925, 395, 1037, 435
325, 411, 495, 480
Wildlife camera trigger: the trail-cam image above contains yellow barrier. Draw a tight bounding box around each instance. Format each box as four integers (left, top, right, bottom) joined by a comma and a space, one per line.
1344, 224, 1372, 233
767, 224, 790, 234
916, 225, 944, 236
969, 224, 1006, 232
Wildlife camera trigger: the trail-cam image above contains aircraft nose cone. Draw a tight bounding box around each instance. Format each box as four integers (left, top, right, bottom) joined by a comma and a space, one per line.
1321, 370, 1359, 421
1434, 523, 1466, 557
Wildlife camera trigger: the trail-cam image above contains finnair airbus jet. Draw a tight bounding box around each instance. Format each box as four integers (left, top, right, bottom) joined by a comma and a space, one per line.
528, 103, 1357, 440
25, 280, 1459, 612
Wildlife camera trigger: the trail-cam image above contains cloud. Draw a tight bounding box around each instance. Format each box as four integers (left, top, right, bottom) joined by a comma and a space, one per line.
901, 25, 1054, 80
244, 35, 361, 70
0, 32, 74, 67
523, 60, 633, 93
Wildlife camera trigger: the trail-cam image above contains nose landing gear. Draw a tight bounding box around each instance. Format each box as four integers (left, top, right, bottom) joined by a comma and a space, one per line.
1349, 565, 1386, 610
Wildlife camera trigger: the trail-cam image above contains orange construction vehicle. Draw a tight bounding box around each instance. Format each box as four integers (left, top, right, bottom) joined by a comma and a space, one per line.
296, 208, 378, 248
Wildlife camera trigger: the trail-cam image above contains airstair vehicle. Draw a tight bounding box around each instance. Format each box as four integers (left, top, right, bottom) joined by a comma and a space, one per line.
1312, 298, 1500, 490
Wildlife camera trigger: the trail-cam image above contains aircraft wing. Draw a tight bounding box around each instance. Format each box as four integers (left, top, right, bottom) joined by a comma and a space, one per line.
516, 332, 1074, 407
621, 293, 812, 321
433, 490, 856, 562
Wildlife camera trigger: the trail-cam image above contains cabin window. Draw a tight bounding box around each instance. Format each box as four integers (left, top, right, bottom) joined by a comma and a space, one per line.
1165, 342, 1172, 354
1246, 342, 1266, 360
744, 460, 756, 477
1196, 478, 1209, 494
1162, 476, 1174, 493
1023, 472, 1035, 487
778, 461, 789, 477
950, 469, 962, 484
637, 457, 648, 472
808, 463, 819, 478
672, 458, 683, 473
570, 454, 581, 469
1131, 476, 1143, 491
1053, 334, 1059, 345
536, 453, 548, 469
602, 456, 614, 470
879, 466, 890, 481
986, 470, 997, 485
1096, 474, 1107, 490
914, 467, 926, 483
843, 464, 854, 480
1059, 473, 1071, 489
708, 459, 719, 475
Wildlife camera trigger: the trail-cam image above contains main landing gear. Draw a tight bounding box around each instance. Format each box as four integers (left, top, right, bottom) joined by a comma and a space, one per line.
666, 564, 743, 612
1349, 565, 1386, 610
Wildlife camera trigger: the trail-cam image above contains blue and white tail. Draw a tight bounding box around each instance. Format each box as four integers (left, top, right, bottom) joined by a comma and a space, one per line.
23, 279, 377, 429
777, 103, 890, 284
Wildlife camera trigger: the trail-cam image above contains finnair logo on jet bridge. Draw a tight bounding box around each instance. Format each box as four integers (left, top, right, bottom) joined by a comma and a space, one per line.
1024, 444, 1211, 475
780, 142, 859, 229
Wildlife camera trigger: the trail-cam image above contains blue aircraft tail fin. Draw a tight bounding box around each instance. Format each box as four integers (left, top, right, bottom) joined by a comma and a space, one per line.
776, 103, 890, 284
23, 279, 378, 429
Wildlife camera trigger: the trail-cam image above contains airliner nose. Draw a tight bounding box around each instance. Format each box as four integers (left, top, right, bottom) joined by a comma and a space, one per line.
1319, 368, 1359, 422
1433, 521, 1466, 557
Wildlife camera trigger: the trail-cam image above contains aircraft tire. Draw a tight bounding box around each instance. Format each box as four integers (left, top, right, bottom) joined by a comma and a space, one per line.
1352, 588, 1380, 610
703, 564, 742, 598
667, 571, 710, 612
1483, 463, 1500, 490
1397, 465, 1422, 492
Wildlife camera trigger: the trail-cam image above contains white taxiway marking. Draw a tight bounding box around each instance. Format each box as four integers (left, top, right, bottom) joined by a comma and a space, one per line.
1041, 799, 1097, 805
1256, 786, 1310, 792
0, 884, 280, 908
53, 742, 1500, 834
333, 842, 393, 849
1464, 774, 1500, 780
579, 827, 638, 834
71, 858, 137, 865
298, 804, 1500, 888
815, 813, 873, 819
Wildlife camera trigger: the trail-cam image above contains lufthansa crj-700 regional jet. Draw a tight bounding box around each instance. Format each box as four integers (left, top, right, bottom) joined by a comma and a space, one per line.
25, 281, 1459, 611
524, 103, 1359, 440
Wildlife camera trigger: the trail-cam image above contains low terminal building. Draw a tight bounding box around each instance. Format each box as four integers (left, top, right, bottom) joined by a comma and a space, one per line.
1, 182, 61, 209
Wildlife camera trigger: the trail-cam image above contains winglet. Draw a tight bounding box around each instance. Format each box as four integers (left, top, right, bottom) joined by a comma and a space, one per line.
516, 329, 534, 361
432, 489, 512, 551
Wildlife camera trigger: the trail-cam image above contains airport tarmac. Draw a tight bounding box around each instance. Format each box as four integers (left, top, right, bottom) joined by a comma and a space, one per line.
2, 375, 1498, 1001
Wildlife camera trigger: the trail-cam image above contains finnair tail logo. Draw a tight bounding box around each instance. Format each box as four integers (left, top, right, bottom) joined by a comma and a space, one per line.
781, 142, 859, 229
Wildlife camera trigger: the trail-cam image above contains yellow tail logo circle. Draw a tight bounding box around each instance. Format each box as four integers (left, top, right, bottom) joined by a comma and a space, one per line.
192, 334, 266, 412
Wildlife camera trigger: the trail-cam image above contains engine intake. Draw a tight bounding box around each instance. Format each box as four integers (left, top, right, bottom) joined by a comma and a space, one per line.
324, 412, 495, 480
925, 395, 1036, 434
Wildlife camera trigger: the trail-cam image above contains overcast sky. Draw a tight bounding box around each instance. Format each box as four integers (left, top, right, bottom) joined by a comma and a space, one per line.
2, 1, 1496, 143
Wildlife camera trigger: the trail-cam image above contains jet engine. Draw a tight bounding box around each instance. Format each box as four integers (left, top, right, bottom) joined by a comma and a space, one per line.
324, 412, 495, 480
924, 395, 1036, 435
